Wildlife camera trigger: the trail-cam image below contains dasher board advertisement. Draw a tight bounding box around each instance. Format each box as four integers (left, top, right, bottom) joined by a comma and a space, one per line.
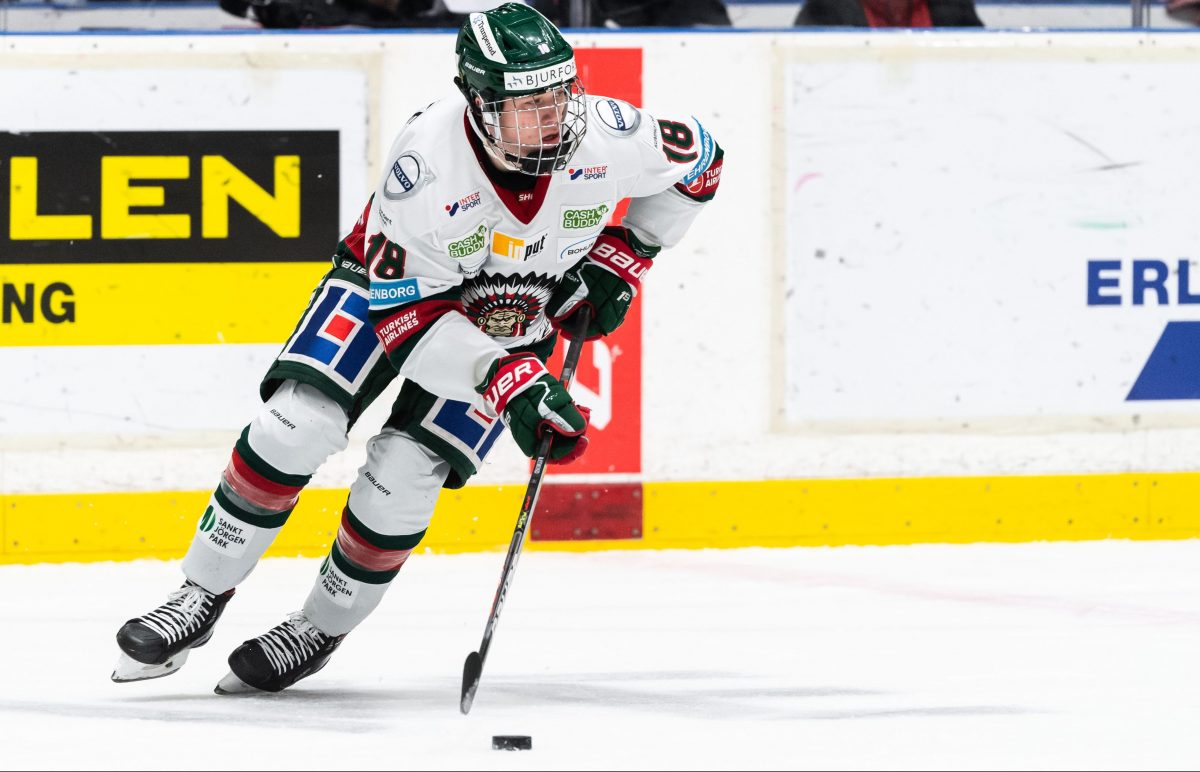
783, 48, 1200, 430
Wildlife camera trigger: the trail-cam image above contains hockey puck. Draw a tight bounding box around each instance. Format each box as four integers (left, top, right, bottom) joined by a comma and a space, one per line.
492, 735, 532, 751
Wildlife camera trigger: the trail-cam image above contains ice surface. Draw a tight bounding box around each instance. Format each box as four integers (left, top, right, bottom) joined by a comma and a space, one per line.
2, 541, 1198, 770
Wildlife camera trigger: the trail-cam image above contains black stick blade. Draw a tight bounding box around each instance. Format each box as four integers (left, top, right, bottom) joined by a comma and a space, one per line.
460, 650, 483, 715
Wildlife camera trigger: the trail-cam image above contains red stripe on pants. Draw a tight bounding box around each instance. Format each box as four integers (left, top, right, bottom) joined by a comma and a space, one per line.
224, 451, 304, 511
336, 511, 414, 573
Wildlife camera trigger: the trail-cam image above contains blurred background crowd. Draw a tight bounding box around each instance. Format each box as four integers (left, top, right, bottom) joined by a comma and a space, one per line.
0, 0, 1196, 31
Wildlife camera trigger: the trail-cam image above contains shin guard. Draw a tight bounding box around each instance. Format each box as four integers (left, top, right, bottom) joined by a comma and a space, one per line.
182, 485, 295, 595
302, 509, 425, 636
302, 429, 447, 635
182, 381, 347, 594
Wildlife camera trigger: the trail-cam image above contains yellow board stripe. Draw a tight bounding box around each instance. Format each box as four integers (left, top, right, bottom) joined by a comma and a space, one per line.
0, 262, 328, 346
3, 473, 1200, 565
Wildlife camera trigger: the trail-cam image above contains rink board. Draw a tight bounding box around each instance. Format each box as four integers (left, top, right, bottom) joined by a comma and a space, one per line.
6, 33, 1200, 564
3, 472, 1200, 565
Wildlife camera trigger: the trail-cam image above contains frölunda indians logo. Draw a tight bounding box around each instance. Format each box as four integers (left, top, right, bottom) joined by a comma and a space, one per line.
461, 272, 555, 338
199, 506, 216, 532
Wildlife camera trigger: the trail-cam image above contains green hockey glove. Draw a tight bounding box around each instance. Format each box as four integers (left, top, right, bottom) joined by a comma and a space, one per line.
478, 353, 590, 465
548, 227, 656, 341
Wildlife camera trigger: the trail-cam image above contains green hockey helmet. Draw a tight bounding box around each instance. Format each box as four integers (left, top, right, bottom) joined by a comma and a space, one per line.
455, 3, 588, 176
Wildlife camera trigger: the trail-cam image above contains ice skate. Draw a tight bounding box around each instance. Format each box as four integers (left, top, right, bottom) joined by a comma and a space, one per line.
111, 581, 234, 683
214, 611, 344, 694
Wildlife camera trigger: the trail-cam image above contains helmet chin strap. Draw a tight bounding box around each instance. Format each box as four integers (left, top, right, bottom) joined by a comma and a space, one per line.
510, 141, 564, 176
516, 153, 560, 176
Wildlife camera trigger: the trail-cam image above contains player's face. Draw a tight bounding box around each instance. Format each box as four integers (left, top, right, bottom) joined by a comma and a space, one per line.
493, 87, 569, 158
474, 78, 587, 176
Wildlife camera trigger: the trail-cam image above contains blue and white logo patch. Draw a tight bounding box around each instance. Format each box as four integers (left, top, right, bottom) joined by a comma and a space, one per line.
384, 153, 425, 201
558, 236, 595, 264
682, 121, 715, 185
594, 98, 641, 137
369, 278, 422, 310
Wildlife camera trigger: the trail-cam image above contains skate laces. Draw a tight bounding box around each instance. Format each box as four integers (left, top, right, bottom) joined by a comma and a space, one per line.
258, 612, 330, 674
138, 583, 213, 644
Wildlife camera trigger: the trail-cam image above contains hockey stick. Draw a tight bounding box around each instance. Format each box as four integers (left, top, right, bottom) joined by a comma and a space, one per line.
460, 306, 592, 715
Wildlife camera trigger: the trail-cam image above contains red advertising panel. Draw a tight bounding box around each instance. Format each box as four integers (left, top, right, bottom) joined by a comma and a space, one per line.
538, 48, 644, 542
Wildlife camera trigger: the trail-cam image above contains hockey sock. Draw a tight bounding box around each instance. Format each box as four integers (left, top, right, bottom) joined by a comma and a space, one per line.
182, 429, 311, 594
302, 506, 426, 636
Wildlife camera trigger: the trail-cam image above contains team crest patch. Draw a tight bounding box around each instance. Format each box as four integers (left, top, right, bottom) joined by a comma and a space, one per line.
461, 272, 556, 338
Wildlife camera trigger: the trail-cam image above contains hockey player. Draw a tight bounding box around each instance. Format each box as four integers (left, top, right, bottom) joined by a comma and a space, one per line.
112, 2, 723, 693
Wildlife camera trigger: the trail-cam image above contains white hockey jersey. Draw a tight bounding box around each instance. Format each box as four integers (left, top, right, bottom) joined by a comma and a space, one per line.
358, 93, 723, 406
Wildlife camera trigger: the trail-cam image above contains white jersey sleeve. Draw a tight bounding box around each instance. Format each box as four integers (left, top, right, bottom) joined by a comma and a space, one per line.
618, 104, 724, 250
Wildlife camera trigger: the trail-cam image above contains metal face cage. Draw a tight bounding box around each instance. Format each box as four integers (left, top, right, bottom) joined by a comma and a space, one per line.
476, 79, 588, 176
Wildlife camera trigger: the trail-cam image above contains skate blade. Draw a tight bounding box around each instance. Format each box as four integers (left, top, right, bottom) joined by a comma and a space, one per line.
214, 670, 261, 695
111, 648, 190, 683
